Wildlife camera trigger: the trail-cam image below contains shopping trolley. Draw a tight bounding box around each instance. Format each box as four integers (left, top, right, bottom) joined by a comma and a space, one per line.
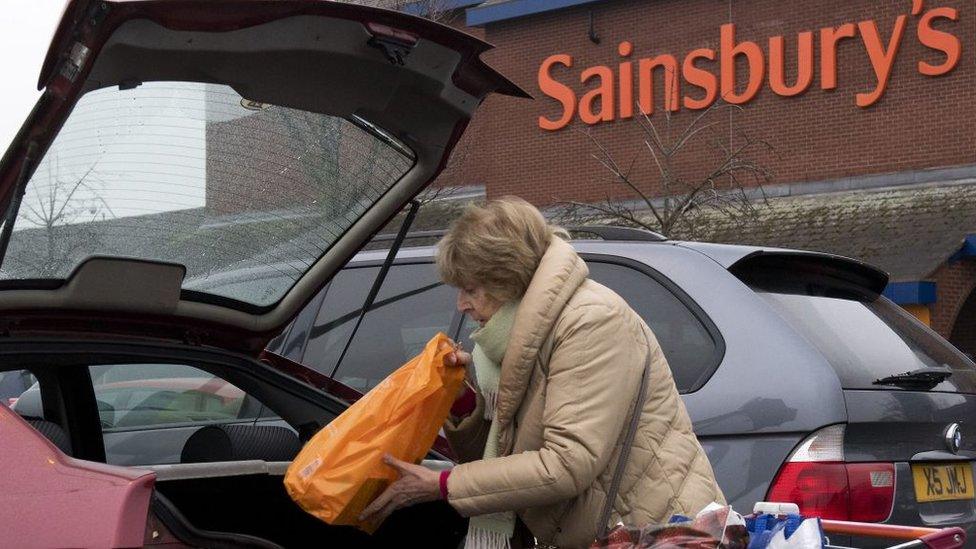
751, 502, 966, 549
821, 520, 965, 549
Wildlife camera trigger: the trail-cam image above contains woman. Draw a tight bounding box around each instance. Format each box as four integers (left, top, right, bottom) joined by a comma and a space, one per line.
361, 197, 724, 548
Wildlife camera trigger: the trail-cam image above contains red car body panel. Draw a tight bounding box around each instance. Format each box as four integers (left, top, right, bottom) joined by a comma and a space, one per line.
0, 1, 508, 542
0, 0, 524, 354
0, 404, 156, 548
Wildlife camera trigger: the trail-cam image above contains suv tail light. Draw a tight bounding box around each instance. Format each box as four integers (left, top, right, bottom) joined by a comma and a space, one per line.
766, 425, 895, 522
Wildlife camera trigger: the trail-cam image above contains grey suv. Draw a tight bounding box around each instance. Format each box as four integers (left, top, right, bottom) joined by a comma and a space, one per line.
264, 230, 976, 544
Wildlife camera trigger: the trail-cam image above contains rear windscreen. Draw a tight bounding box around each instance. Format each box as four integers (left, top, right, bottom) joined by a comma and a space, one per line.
757, 291, 976, 393
0, 81, 414, 308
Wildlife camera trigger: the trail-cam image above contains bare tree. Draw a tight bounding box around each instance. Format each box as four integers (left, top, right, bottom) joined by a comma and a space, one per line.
342, 0, 476, 208
553, 101, 773, 239
15, 157, 114, 276
342, 0, 465, 24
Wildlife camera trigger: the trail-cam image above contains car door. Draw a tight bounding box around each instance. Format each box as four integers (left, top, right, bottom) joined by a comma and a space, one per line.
453, 256, 724, 394
299, 261, 462, 394
90, 363, 287, 466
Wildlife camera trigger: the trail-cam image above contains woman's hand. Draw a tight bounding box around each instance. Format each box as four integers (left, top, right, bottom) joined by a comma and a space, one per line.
359, 454, 443, 525
446, 347, 472, 369
446, 346, 473, 400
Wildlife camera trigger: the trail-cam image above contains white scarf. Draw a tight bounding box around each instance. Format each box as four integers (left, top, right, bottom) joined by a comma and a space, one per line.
465, 300, 519, 549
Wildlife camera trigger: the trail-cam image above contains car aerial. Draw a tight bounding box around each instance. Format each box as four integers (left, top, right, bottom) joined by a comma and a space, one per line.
0, 0, 525, 547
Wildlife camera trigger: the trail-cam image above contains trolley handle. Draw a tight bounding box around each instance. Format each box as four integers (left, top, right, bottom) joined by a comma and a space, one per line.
821, 520, 965, 549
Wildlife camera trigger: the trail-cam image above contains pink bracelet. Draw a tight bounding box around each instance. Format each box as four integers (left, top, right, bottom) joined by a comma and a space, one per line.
439, 470, 451, 500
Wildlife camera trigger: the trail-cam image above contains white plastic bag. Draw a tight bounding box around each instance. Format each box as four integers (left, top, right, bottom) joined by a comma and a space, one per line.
766, 518, 823, 549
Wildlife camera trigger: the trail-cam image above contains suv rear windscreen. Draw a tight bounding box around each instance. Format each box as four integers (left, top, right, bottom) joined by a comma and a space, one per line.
757, 291, 976, 393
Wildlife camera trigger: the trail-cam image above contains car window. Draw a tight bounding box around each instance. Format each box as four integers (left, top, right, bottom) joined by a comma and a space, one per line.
277, 288, 328, 362
90, 363, 278, 465
302, 266, 379, 376
2, 81, 415, 309
588, 262, 721, 392
303, 263, 459, 393
458, 261, 722, 393
1, 369, 37, 409
758, 292, 976, 393
265, 325, 289, 356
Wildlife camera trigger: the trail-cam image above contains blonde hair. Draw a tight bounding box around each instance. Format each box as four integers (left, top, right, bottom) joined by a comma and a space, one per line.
436, 196, 568, 303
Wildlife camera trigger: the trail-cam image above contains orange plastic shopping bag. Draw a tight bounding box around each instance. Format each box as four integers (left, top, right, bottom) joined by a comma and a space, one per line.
284, 332, 464, 532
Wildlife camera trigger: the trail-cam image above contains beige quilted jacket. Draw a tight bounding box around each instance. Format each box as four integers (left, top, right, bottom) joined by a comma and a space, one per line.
444, 238, 724, 548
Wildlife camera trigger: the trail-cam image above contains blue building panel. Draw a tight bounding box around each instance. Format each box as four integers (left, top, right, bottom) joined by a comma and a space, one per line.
467, 0, 604, 26
949, 234, 976, 263
883, 281, 937, 305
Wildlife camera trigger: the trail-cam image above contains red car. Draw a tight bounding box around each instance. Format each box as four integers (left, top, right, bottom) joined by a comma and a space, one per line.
0, 1, 522, 547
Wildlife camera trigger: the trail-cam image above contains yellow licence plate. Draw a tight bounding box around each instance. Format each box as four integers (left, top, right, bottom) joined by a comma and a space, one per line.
912, 462, 975, 503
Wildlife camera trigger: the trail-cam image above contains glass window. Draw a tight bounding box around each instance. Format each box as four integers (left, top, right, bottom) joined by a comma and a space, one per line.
3, 369, 40, 414
758, 292, 976, 392
456, 261, 721, 393
265, 324, 290, 356
90, 364, 259, 429
278, 289, 328, 362
303, 266, 379, 376
587, 262, 720, 393
90, 363, 277, 466
304, 263, 459, 393
1, 82, 414, 307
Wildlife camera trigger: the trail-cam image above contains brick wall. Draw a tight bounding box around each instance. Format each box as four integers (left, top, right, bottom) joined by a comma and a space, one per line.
437, 0, 976, 206
930, 259, 976, 342
950, 291, 976, 359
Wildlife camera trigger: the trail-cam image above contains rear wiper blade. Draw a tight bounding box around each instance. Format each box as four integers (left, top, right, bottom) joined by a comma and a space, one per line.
873, 366, 953, 391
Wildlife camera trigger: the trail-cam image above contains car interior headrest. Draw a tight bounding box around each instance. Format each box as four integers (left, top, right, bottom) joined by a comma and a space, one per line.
181, 424, 300, 464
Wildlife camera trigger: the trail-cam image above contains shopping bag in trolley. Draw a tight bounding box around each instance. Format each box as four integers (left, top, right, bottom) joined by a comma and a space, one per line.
591, 503, 749, 548
284, 332, 464, 533
746, 513, 824, 549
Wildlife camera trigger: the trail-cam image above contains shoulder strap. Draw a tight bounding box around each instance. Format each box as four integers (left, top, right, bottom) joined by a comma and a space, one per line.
596, 334, 653, 539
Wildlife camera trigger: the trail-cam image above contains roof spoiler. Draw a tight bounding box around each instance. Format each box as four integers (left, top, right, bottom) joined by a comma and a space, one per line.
728, 251, 889, 301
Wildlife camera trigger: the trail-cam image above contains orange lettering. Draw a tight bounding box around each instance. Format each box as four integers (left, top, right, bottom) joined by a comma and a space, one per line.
682, 48, 718, 110
538, 54, 576, 131
579, 65, 615, 125
619, 41, 635, 119
917, 7, 961, 76
857, 17, 907, 107
769, 32, 814, 97
638, 54, 680, 115
820, 24, 857, 90
720, 23, 764, 104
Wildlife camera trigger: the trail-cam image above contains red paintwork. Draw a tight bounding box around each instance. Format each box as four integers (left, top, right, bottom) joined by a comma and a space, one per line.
0, 404, 156, 548
0, 9, 482, 538
0, 0, 523, 354
259, 350, 364, 404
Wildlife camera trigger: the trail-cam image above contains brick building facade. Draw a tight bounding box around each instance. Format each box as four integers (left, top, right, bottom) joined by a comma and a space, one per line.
433, 0, 976, 350
199, 0, 975, 351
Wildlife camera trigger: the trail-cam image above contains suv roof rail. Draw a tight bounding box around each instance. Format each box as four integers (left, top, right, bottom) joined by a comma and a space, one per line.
569, 225, 667, 242
369, 226, 667, 245
370, 229, 447, 243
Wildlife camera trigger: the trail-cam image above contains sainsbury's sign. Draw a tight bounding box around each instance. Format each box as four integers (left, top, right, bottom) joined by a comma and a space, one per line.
537, 1, 962, 131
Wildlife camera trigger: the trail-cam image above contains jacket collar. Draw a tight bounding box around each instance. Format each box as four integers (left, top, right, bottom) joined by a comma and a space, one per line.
494, 238, 588, 431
